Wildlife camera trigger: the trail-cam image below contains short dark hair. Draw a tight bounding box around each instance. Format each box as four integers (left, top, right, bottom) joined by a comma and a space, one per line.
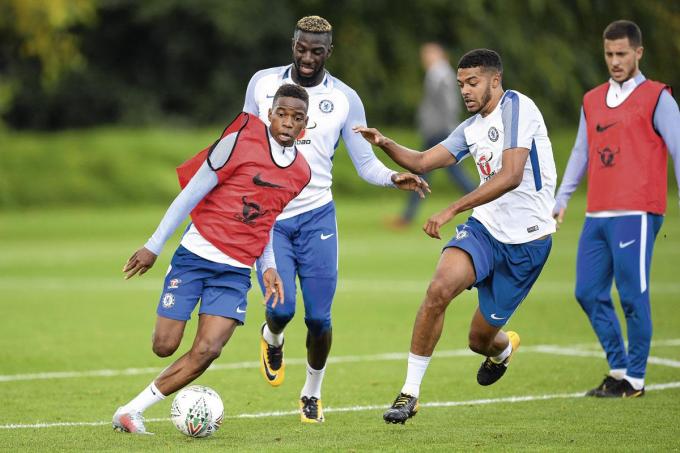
457, 49, 503, 74
273, 84, 309, 110
295, 15, 333, 42
603, 20, 642, 48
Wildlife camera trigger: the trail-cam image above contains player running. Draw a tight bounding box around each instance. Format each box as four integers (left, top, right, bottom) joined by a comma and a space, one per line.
244, 16, 428, 423
356, 49, 557, 424
112, 84, 312, 435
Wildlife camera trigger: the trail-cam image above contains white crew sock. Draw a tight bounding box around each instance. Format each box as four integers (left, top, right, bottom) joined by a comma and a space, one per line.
263, 324, 284, 347
490, 342, 513, 364
121, 381, 165, 414
401, 352, 431, 398
623, 375, 645, 390
300, 363, 326, 399
609, 368, 626, 380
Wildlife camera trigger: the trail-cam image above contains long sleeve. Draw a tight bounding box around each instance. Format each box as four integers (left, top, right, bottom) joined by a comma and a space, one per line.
653, 90, 680, 203
255, 229, 276, 272
341, 88, 396, 187
554, 107, 589, 212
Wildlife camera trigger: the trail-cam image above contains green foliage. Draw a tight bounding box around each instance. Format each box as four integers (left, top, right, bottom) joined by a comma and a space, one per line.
0, 0, 678, 129
0, 126, 578, 208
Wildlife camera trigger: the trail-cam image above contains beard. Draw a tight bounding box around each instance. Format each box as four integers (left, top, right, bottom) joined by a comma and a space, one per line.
470, 85, 493, 114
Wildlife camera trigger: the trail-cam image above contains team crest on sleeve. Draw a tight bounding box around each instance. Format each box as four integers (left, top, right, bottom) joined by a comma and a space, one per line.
488, 127, 499, 142
319, 100, 334, 113
168, 278, 181, 289
162, 293, 176, 309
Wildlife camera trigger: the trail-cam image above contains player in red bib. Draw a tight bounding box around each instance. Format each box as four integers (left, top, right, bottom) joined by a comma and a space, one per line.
112, 84, 312, 435
554, 21, 680, 398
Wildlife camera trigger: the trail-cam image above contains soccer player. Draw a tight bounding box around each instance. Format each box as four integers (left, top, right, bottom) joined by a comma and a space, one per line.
355, 48, 557, 424
112, 84, 312, 435
553, 20, 680, 398
243, 16, 428, 423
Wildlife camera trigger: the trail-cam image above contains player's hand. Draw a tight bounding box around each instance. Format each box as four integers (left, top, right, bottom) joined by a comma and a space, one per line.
353, 126, 386, 146
553, 207, 566, 229
123, 247, 158, 279
391, 172, 431, 199
423, 207, 455, 239
262, 268, 284, 309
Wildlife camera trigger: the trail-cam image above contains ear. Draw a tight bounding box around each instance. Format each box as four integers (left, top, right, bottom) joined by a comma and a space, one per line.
327, 44, 334, 58
636, 45, 644, 61
267, 107, 273, 121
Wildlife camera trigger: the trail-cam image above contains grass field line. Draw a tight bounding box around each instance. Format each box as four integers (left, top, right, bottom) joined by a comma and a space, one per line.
1, 276, 680, 295
2, 339, 679, 383
1, 381, 679, 430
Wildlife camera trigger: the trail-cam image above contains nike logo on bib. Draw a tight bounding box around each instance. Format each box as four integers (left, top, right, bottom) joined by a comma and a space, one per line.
596, 122, 618, 133
619, 239, 636, 249
253, 173, 284, 188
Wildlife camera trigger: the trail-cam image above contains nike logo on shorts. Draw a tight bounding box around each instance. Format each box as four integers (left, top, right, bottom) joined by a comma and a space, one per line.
490, 313, 506, 320
619, 239, 636, 249
236, 306, 246, 313
320, 233, 334, 240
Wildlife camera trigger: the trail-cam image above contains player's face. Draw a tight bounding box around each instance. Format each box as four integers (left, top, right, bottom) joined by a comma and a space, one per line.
604, 38, 643, 83
457, 67, 498, 114
268, 96, 308, 147
291, 31, 333, 87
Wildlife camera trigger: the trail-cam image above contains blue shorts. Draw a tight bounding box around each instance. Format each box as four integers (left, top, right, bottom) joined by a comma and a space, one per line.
157, 245, 252, 323
256, 201, 337, 332
444, 217, 552, 327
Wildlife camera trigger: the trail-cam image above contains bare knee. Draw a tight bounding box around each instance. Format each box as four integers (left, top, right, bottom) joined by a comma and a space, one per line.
189, 339, 224, 367
468, 331, 491, 355
424, 279, 456, 313
152, 335, 181, 358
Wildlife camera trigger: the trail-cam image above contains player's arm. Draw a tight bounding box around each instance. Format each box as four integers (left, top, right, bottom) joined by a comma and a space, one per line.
553, 107, 588, 224
123, 134, 238, 279
423, 147, 529, 238
653, 90, 680, 208
257, 229, 284, 309
340, 89, 429, 196
354, 126, 456, 174
242, 71, 262, 115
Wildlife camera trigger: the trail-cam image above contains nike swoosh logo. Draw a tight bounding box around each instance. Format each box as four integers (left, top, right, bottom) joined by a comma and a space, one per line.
262, 356, 278, 381
236, 306, 246, 313
596, 122, 618, 133
619, 239, 636, 249
320, 233, 334, 240
490, 313, 506, 320
306, 120, 317, 129
253, 173, 284, 188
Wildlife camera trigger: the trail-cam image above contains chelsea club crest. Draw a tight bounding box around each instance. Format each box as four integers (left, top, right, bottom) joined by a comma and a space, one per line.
488, 126, 499, 142
319, 99, 334, 113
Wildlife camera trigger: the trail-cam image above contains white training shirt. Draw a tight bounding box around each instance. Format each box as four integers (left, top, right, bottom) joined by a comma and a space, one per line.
243, 65, 396, 219
441, 90, 557, 244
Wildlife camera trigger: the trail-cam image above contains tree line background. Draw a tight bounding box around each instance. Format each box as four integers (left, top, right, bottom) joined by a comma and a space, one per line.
1, 0, 679, 131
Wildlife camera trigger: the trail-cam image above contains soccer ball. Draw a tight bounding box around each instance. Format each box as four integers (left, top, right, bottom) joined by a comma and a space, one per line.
170, 385, 224, 438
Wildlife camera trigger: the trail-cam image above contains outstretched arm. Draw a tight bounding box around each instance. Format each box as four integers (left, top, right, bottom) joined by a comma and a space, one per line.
123, 133, 238, 279
654, 90, 680, 208
353, 126, 456, 174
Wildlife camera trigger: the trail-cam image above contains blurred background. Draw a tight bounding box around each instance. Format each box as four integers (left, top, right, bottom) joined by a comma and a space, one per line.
1, 0, 678, 209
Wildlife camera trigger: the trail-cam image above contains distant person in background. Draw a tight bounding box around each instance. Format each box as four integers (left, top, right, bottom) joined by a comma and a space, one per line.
553, 20, 680, 398
389, 42, 476, 229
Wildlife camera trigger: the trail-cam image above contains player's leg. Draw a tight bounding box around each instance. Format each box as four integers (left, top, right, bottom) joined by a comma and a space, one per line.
113, 245, 205, 434
296, 202, 338, 423
384, 246, 477, 424
574, 218, 624, 395
599, 214, 664, 397
256, 220, 298, 387
473, 235, 551, 386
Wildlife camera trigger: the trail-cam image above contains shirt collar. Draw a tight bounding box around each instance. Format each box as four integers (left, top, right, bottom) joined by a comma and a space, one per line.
280, 64, 333, 94
608, 72, 646, 91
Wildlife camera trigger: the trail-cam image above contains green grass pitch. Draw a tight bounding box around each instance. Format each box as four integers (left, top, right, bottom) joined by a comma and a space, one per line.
1, 193, 679, 451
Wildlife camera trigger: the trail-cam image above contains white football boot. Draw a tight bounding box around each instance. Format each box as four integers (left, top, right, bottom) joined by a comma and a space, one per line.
112, 407, 153, 435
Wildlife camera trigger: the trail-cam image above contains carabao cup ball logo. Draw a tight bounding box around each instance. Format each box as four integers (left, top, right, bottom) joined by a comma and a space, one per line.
319, 99, 334, 113
488, 126, 499, 142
